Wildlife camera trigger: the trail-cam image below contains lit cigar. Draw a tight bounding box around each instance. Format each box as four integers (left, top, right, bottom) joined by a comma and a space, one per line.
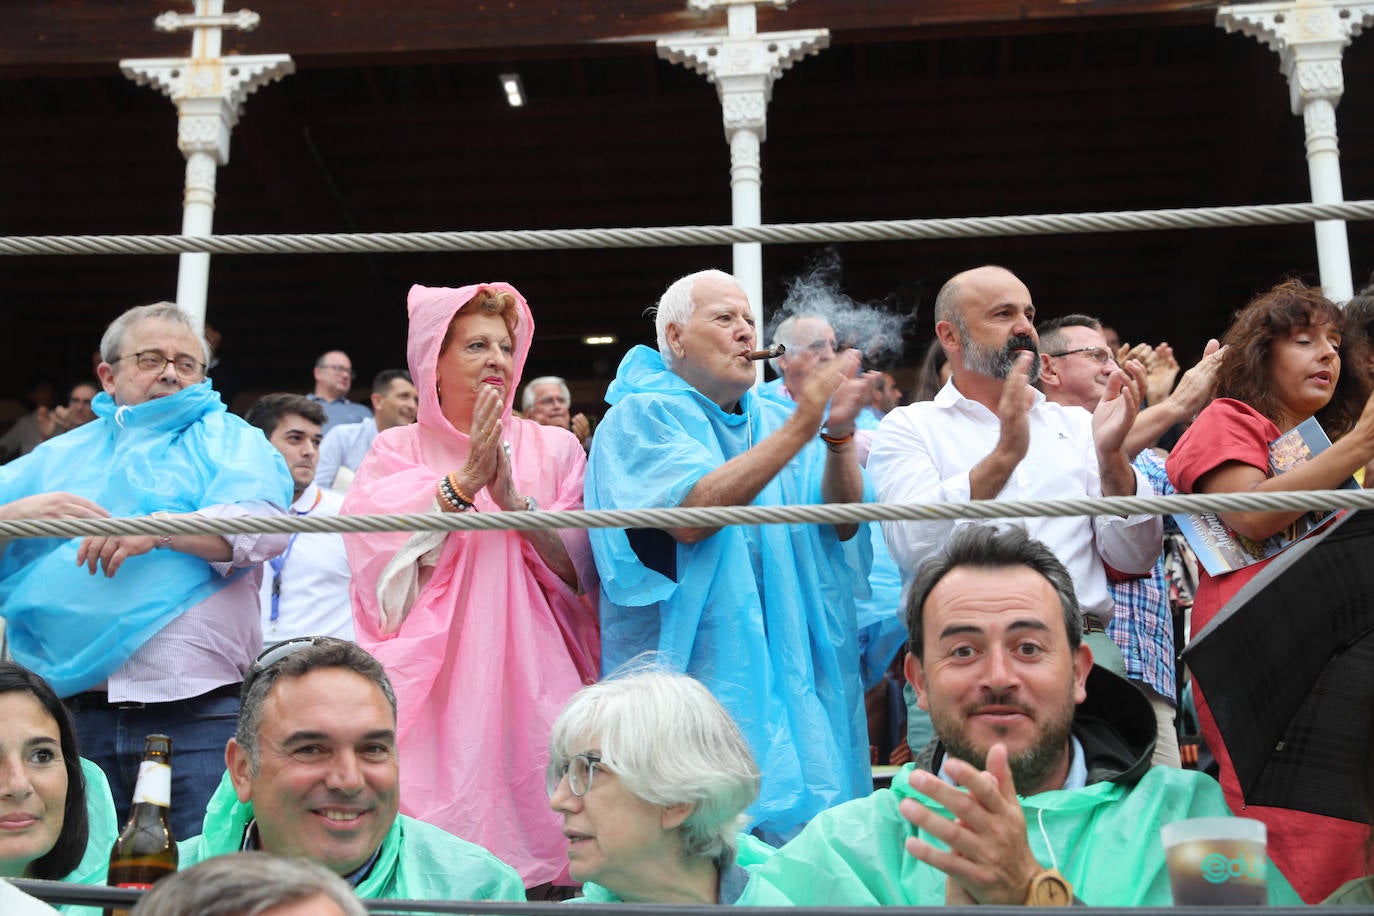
747, 344, 785, 361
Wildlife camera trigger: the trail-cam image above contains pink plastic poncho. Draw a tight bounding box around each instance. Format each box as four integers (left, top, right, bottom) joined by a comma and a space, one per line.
343, 282, 599, 887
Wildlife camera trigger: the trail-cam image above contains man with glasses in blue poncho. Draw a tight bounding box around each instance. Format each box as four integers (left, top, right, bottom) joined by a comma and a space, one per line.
179, 637, 525, 903
739, 526, 1302, 906
0, 302, 293, 839
585, 269, 875, 845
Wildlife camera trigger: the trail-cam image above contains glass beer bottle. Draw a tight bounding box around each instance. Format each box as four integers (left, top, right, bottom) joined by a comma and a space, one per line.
106, 734, 178, 916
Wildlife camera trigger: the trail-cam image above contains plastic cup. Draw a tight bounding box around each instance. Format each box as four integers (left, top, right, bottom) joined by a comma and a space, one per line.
1160, 817, 1267, 906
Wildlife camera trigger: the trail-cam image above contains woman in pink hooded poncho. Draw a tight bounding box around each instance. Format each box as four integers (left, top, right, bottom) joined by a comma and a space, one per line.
343, 282, 599, 888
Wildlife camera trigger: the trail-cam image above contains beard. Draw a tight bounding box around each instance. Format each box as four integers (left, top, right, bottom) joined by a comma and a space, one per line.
930, 685, 1076, 796
962, 333, 1041, 384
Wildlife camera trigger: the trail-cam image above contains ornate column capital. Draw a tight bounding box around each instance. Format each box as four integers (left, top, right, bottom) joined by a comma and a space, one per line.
121, 2, 291, 164
120, 55, 294, 163
1217, 0, 1374, 112
658, 29, 827, 139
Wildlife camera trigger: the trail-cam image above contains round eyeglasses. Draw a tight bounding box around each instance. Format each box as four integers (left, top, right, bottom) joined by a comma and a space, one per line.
546, 752, 603, 797
116, 350, 205, 379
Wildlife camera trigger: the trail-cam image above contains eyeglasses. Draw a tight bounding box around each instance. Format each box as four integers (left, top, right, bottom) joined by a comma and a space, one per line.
546, 752, 603, 797
116, 350, 205, 378
318, 364, 354, 376
1047, 346, 1115, 366
241, 636, 330, 701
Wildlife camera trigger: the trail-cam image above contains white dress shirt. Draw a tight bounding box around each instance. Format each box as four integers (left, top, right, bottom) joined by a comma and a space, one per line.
257, 482, 354, 644
868, 379, 1161, 624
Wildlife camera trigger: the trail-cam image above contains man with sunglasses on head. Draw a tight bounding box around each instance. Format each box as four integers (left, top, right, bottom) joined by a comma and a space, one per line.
308, 350, 371, 436
179, 637, 525, 902
869, 267, 1163, 690
0, 301, 293, 840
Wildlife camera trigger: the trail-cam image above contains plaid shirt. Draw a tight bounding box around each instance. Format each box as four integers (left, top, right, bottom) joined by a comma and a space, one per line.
1107, 449, 1176, 703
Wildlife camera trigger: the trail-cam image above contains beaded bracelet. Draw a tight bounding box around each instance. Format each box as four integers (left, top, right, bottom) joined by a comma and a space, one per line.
437, 475, 473, 512
446, 473, 475, 507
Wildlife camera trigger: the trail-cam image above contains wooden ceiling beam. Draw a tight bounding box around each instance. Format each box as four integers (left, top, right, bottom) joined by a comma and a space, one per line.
0, 1, 1218, 73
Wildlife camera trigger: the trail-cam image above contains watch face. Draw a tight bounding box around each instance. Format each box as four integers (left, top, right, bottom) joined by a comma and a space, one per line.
1033, 873, 1073, 906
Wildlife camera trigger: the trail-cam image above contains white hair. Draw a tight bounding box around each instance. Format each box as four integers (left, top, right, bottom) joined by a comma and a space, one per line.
100, 302, 210, 365
548, 667, 760, 869
653, 269, 738, 370
522, 375, 570, 413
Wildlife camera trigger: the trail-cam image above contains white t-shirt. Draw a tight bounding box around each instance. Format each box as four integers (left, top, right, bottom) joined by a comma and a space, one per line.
257, 482, 355, 644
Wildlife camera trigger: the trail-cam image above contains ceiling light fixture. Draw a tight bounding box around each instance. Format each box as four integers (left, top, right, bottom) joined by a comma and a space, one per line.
583, 335, 617, 346
499, 72, 525, 107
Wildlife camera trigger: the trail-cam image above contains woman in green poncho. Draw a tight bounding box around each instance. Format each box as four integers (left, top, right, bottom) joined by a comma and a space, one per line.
0, 662, 118, 899
547, 670, 770, 904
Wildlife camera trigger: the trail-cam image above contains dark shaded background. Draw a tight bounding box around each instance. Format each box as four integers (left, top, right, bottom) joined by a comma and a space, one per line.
1, 2, 1370, 416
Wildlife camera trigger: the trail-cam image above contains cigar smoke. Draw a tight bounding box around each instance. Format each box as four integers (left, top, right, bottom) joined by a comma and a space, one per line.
767, 247, 912, 368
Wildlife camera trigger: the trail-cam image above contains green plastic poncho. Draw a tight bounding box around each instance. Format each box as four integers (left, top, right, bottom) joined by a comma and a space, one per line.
56, 759, 119, 916
739, 760, 1301, 906
177, 773, 525, 902
572, 832, 776, 904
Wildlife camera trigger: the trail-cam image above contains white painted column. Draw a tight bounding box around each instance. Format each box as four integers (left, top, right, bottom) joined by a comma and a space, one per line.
1218, 0, 1374, 302
726, 102, 765, 332
177, 149, 218, 321
121, 1, 293, 328
659, 0, 828, 380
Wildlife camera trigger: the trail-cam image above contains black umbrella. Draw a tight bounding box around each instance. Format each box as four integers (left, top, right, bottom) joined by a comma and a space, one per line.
1181, 509, 1374, 822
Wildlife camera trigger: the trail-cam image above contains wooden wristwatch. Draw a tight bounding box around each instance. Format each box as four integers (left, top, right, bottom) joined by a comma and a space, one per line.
1024, 868, 1073, 906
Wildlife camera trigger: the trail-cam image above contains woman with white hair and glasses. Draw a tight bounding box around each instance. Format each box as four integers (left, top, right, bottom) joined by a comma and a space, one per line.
547, 670, 770, 904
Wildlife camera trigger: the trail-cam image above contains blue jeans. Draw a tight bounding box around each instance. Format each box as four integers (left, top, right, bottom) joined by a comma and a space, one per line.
70, 689, 241, 841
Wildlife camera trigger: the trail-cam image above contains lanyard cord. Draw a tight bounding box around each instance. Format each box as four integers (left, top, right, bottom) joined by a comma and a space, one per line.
268, 488, 323, 627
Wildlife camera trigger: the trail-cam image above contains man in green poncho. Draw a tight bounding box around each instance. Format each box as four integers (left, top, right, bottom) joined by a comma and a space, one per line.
741, 526, 1301, 907
178, 637, 525, 903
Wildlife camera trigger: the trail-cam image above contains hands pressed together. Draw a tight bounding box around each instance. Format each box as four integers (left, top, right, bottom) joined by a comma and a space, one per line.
451, 387, 526, 512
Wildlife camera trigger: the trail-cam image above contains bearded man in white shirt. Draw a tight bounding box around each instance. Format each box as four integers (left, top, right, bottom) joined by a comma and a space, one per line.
868, 265, 1162, 676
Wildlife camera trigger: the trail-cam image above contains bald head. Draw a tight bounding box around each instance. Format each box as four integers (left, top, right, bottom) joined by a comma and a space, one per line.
934, 266, 1023, 331
934, 266, 1039, 386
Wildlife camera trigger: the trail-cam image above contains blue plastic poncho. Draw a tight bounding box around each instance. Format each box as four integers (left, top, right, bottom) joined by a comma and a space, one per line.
179, 773, 527, 902
0, 383, 292, 697
586, 346, 871, 839
758, 382, 908, 688
740, 761, 1302, 906
850, 406, 909, 685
